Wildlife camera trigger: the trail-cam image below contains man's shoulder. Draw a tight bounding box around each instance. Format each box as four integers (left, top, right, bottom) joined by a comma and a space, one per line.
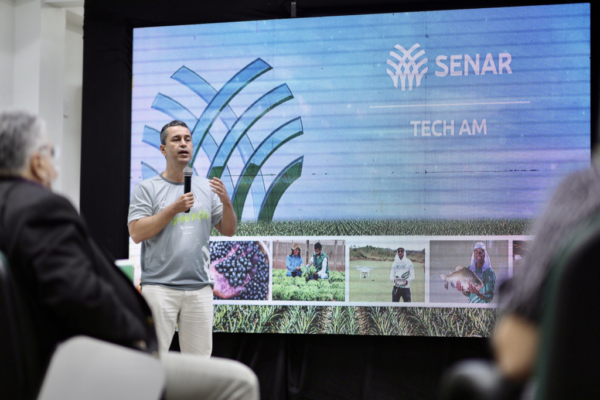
136, 174, 165, 189
132, 175, 171, 200
0, 179, 77, 224
1, 178, 71, 209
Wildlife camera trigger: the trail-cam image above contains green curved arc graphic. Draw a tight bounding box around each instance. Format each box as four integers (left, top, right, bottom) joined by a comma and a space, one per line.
140, 161, 160, 180
152, 93, 197, 132
142, 61, 302, 222
208, 84, 294, 180
142, 125, 161, 150
258, 156, 304, 223
171, 66, 267, 212
171, 67, 239, 132
232, 117, 303, 221
148, 93, 235, 194
189, 58, 272, 167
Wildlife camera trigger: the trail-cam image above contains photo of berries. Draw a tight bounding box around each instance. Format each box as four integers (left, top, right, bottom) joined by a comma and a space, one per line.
210, 240, 271, 301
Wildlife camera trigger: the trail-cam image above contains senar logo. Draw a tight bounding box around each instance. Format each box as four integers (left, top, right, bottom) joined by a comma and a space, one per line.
435, 53, 512, 76
386, 44, 428, 91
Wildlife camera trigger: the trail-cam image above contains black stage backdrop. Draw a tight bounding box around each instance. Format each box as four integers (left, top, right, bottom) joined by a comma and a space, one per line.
81, 1, 599, 398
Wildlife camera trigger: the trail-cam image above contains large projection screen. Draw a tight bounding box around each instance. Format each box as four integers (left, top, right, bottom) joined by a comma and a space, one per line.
130, 3, 590, 336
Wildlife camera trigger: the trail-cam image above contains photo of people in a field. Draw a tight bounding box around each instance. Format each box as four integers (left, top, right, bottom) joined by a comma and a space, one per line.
271, 240, 346, 302
430, 240, 509, 304
349, 240, 426, 303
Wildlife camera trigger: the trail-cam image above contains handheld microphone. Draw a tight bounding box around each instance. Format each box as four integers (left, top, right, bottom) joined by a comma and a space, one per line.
183, 166, 193, 213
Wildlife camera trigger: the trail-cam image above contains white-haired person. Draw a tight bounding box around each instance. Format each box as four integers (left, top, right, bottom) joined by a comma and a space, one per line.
455, 242, 496, 303
0, 110, 258, 400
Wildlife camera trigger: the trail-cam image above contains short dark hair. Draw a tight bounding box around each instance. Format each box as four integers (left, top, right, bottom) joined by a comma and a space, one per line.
397, 247, 405, 252
314, 242, 322, 250
160, 120, 189, 145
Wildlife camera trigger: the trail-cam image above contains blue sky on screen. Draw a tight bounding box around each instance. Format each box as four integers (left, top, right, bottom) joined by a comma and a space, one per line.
131, 3, 590, 221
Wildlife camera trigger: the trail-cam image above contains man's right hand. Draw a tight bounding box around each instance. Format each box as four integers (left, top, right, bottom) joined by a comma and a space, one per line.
172, 192, 195, 214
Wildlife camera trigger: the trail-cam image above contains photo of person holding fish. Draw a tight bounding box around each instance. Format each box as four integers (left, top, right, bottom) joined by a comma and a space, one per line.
430, 240, 508, 304
455, 242, 496, 303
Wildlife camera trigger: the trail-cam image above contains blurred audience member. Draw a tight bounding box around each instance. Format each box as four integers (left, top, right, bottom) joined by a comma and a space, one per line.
493, 161, 600, 381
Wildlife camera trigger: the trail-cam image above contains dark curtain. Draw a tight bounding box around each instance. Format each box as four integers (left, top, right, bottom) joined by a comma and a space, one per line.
175, 332, 490, 399
81, 1, 598, 398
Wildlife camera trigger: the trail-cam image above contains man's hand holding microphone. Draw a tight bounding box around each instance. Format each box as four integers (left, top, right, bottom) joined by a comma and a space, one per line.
173, 192, 195, 214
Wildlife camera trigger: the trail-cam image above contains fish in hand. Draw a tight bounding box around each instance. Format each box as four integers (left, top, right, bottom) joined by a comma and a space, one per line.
440, 266, 483, 291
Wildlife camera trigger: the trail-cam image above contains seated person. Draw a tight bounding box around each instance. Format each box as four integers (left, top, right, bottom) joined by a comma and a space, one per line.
0, 111, 258, 400
306, 242, 329, 280
286, 244, 303, 277
493, 161, 600, 382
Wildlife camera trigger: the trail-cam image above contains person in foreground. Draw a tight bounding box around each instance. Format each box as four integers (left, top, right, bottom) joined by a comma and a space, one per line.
0, 110, 258, 400
128, 120, 237, 356
455, 242, 496, 303
389, 247, 414, 302
491, 161, 600, 384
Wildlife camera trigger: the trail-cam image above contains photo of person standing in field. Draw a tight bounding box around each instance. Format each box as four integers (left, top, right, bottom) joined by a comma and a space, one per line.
349, 241, 426, 303
390, 247, 415, 303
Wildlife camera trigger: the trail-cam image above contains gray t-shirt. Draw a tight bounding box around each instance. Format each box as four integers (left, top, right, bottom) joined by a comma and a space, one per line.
128, 174, 223, 290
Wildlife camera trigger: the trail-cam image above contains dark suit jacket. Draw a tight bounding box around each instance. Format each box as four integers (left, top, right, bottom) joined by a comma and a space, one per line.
0, 177, 158, 392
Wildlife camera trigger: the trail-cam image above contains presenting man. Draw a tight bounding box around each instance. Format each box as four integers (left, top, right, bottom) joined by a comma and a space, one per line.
128, 120, 236, 356
390, 247, 415, 302
0, 111, 257, 399
306, 242, 329, 280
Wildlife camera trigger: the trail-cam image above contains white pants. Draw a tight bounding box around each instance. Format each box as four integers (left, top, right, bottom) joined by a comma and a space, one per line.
161, 351, 260, 400
42, 337, 258, 400
142, 285, 213, 356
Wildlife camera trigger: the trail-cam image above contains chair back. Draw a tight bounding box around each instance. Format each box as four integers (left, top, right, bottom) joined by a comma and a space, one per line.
535, 211, 600, 400
0, 250, 43, 400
